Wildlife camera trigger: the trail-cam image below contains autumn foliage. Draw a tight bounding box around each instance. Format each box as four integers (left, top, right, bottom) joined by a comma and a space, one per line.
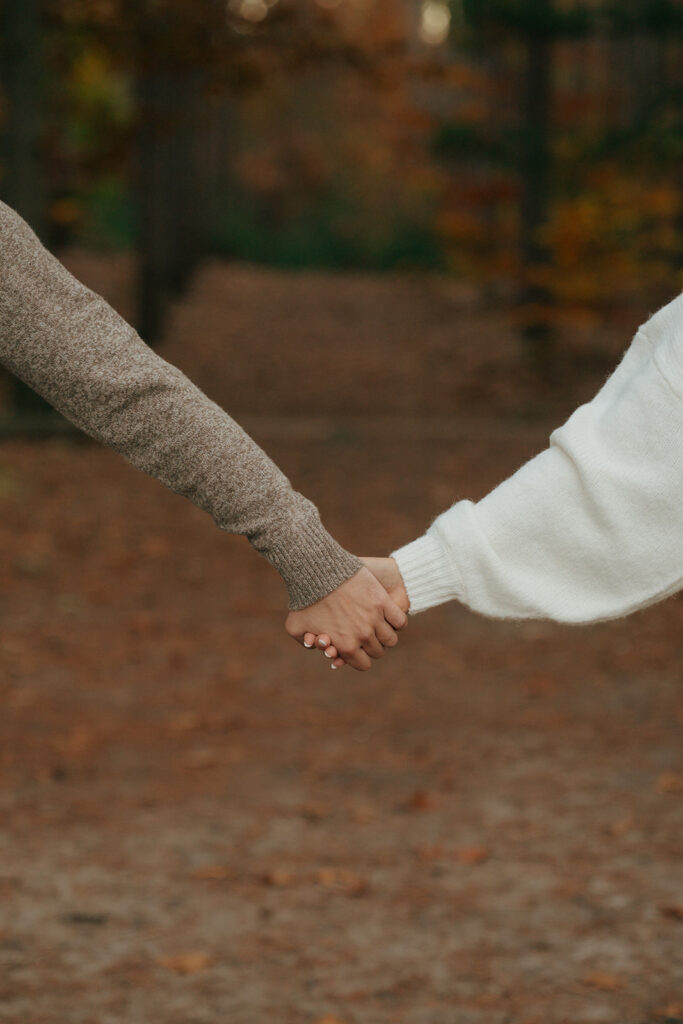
1, 0, 680, 358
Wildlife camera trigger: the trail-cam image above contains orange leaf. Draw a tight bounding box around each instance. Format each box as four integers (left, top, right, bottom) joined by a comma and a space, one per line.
583, 971, 624, 991
654, 1005, 683, 1019
261, 868, 295, 887
167, 712, 203, 734
157, 952, 213, 974
316, 867, 369, 896
415, 844, 445, 863
522, 674, 556, 698
406, 790, 437, 811
606, 815, 635, 837
656, 772, 683, 794
350, 802, 377, 824
455, 846, 489, 865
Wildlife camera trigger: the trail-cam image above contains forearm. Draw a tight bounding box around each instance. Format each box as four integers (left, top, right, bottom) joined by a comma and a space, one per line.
0, 202, 360, 608
394, 294, 683, 623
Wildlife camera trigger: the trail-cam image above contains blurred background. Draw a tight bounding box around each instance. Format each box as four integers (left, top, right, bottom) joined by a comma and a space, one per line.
1, 0, 681, 422
1, 3, 682, 1023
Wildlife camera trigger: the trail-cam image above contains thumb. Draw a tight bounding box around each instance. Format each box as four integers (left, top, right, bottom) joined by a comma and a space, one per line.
362, 556, 410, 616
381, 593, 408, 631
285, 612, 307, 645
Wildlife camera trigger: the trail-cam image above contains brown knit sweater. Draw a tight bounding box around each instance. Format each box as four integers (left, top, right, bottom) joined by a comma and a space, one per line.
0, 201, 361, 609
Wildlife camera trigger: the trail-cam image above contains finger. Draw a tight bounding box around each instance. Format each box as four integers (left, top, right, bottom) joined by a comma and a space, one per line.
361, 634, 385, 660
323, 644, 339, 659
376, 620, 399, 648
383, 596, 408, 631
317, 634, 332, 650
330, 657, 345, 670
343, 646, 373, 672
303, 633, 316, 649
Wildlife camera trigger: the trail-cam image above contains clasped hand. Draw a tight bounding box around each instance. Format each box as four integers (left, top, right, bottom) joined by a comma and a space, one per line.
285, 557, 409, 671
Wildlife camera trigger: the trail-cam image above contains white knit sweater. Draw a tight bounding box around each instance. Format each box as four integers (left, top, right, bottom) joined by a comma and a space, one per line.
392, 292, 683, 623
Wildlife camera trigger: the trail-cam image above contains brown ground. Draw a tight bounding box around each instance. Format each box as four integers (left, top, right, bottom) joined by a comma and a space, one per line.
0, 261, 681, 1024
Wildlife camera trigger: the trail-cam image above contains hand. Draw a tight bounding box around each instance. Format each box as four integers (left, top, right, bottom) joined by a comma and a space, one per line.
303, 557, 409, 670
286, 566, 407, 672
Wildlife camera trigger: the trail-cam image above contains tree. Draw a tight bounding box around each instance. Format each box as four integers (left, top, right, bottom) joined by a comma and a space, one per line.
0, 0, 56, 418
518, 0, 554, 376
0, 0, 46, 234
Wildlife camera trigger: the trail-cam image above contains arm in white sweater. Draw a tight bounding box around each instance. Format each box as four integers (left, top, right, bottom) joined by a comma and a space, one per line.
392, 292, 683, 624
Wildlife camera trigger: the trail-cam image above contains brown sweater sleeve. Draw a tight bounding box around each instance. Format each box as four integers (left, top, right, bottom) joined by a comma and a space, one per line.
0, 201, 361, 609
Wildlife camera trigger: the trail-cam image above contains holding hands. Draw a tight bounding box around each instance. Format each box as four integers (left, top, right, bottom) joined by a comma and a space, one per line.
286, 558, 409, 671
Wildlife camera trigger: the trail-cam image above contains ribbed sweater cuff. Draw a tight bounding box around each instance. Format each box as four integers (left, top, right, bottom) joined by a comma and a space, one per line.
264, 518, 362, 611
392, 532, 462, 614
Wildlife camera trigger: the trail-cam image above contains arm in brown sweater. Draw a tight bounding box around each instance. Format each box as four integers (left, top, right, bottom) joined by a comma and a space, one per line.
0, 200, 361, 609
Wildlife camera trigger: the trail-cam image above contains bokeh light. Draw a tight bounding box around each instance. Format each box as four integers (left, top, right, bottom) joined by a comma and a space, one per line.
419, 0, 451, 45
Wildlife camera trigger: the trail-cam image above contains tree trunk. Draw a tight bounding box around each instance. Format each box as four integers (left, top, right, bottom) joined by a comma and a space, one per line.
518, 0, 554, 377
0, 0, 45, 233
135, 68, 207, 343
167, 73, 204, 296
134, 70, 176, 344
0, 0, 54, 417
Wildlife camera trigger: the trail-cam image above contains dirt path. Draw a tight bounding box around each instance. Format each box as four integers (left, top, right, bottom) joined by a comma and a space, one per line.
1, 413, 681, 1024
46, 252, 644, 423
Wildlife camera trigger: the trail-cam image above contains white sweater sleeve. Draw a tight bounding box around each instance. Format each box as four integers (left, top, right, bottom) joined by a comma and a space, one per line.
392, 292, 683, 623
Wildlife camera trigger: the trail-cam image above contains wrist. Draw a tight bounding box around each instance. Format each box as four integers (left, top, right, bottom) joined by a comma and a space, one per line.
388, 556, 411, 612
391, 532, 461, 614
260, 506, 362, 611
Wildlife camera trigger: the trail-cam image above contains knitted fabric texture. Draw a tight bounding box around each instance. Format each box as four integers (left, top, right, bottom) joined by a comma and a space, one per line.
393, 291, 683, 623
0, 201, 361, 609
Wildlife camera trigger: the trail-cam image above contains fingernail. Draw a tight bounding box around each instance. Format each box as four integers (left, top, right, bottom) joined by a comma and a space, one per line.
317, 638, 327, 648
330, 663, 338, 670
324, 650, 333, 659
303, 641, 313, 648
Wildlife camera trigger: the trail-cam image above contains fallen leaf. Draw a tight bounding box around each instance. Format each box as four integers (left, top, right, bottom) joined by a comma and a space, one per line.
59, 726, 95, 758
184, 747, 221, 769
297, 803, 329, 822
415, 844, 445, 863
261, 868, 295, 887
405, 790, 437, 812
167, 712, 202, 734
455, 846, 490, 865
522, 674, 556, 698
659, 904, 683, 922
583, 971, 624, 991
141, 535, 170, 558
129, 612, 154, 634
656, 772, 683, 794
349, 802, 377, 824
316, 867, 369, 896
605, 815, 635, 837
157, 952, 213, 974
653, 1004, 683, 1020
